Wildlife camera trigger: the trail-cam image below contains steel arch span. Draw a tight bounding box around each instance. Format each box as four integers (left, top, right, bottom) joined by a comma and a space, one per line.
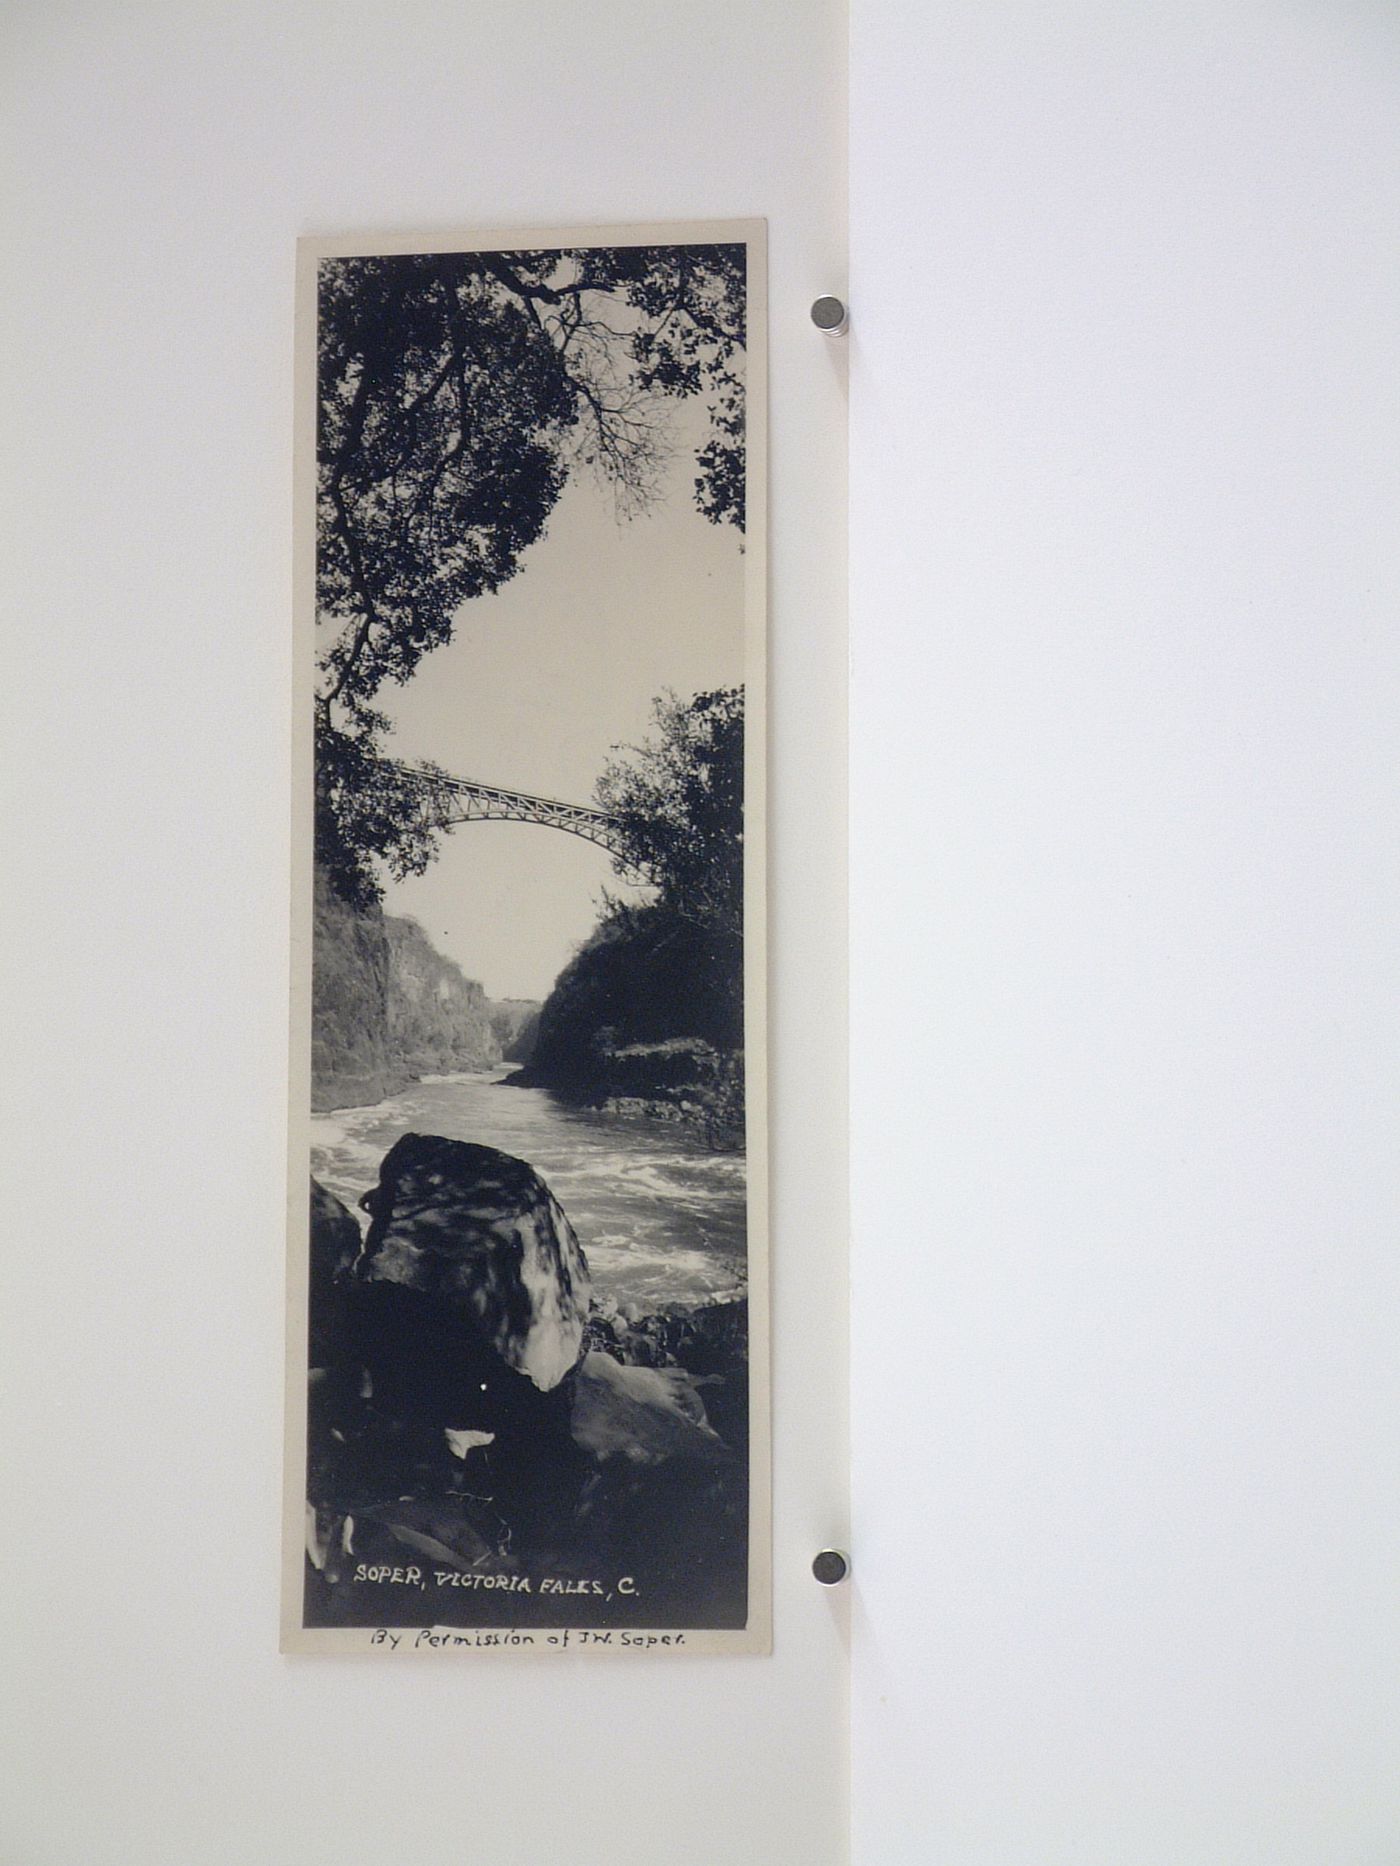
388, 761, 643, 869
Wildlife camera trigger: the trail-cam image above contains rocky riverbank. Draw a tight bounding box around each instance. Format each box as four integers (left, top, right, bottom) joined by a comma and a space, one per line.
504, 1038, 745, 1149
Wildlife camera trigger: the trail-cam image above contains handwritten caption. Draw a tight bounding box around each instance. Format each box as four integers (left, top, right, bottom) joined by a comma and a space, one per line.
351, 1562, 636, 1601
370, 1626, 685, 1650
350, 1564, 683, 1649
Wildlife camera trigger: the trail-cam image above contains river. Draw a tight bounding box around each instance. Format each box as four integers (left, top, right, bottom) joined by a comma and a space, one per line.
310, 1069, 748, 1311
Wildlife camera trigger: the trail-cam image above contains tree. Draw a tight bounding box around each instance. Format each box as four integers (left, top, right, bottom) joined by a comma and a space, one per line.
314, 244, 746, 903
595, 688, 744, 940
525, 688, 748, 1101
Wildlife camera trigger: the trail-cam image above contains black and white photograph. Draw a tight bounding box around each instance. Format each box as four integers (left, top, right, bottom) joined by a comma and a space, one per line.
282, 222, 769, 1654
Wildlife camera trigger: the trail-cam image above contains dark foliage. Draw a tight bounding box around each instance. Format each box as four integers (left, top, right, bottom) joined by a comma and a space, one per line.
597, 687, 744, 939
314, 721, 451, 909
524, 688, 746, 1128
530, 900, 743, 1079
315, 245, 746, 904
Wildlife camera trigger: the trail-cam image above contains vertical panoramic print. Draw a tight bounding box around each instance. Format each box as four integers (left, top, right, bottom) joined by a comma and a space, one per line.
283, 223, 768, 1655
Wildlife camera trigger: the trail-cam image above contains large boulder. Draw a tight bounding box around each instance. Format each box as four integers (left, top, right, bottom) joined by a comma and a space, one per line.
346, 1133, 590, 1443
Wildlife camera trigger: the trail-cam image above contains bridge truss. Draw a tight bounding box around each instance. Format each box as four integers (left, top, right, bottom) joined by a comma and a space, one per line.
389, 761, 648, 874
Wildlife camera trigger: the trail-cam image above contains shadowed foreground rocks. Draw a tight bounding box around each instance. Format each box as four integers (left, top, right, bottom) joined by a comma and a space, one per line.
305, 1140, 749, 1629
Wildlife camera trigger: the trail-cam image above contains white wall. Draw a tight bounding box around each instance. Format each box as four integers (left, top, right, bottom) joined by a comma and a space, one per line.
851, 3, 1400, 1861
1, 5, 847, 1863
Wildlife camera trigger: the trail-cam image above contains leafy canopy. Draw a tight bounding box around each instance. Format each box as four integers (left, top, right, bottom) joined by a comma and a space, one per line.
527, 688, 748, 1080
596, 688, 744, 941
315, 244, 746, 904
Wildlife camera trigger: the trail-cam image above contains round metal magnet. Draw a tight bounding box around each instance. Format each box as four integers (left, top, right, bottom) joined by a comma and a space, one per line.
812, 1548, 850, 1586
810, 295, 849, 336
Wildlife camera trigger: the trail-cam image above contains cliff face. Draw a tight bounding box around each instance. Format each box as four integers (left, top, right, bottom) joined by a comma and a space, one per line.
311, 866, 500, 1111
383, 915, 500, 1076
489, 998, 541, 1064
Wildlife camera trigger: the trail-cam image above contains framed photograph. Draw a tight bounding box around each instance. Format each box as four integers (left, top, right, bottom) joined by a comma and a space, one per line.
282, 221, 770, 1655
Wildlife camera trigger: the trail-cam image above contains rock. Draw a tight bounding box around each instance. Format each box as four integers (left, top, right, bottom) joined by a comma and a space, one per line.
306, 1145, 596, 1583
310, 1177, 362, 1280
308, 1178, 361, 1368
354, 1131, 590, 1406
578, 1298, 750, 1450
569, 1351, 728, 1466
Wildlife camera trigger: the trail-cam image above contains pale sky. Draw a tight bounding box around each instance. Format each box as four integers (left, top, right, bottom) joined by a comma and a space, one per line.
377, 409, 744, 1002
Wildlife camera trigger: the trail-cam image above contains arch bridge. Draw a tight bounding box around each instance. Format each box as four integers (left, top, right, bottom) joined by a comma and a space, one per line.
389, 760, 647, 872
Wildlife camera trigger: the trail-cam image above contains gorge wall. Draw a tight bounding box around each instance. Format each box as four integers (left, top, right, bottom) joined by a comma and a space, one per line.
489, 998, 541, 1065
511, 902, 745, 1144
311, 865, 508, 1111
